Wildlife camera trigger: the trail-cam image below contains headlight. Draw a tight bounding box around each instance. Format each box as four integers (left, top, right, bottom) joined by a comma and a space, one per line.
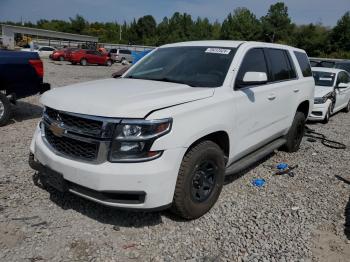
314, 92, 333, 104
109, 118, 172, 162
314, 97, 328, 104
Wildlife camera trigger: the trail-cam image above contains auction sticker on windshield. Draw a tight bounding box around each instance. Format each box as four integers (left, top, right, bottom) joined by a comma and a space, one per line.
205, 48, 231, 55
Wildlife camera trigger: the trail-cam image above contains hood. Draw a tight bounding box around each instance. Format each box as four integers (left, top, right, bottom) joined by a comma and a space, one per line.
314, 86, 334, 98
40, 78, 214, 118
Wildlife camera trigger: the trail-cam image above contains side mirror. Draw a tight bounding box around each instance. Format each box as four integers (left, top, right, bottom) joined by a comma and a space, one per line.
337, 82, 349, 89
242, 72, 268, 85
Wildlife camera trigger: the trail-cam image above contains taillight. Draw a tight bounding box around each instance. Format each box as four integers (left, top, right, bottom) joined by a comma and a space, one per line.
29, 59, 44, 78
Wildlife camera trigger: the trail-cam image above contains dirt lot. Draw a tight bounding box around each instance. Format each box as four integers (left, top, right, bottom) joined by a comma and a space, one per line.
0, 59, 349, 262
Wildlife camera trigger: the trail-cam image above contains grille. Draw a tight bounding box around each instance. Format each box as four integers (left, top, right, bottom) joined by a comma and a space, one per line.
45, 107, 103, 136
44, 126, 99, 161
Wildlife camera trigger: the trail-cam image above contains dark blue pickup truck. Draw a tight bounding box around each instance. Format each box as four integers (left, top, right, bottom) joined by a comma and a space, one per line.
0, 50, 50, 126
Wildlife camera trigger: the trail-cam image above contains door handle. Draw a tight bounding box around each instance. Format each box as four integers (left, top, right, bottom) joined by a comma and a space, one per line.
293, 89, 300, 93
268, 94, 276, 100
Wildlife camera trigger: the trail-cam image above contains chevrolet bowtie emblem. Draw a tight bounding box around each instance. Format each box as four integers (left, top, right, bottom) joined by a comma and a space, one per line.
49, 122, 65, 137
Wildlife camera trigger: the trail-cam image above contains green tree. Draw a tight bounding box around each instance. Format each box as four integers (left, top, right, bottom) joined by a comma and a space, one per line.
261, 2, 293, 43
221, 7, 261, 40
331, 11, 350, 52
156, 17, 170, 45
136, 15, 157, 45
193, 17, 212, 40
69, 15, 88, 34
292, 23, 330, 56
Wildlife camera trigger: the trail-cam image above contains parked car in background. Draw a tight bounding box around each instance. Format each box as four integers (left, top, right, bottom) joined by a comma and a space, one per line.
310, 58, 350, 74
21, 45, 57, 58
309, 67, 350, 123
0, 50, 50, 126
108, 48, 133, 63
29, 41, 314, 219
49, 48, 78, 61
66, 49, 113, 66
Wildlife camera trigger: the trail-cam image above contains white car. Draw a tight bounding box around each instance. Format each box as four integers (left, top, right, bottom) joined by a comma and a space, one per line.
21, 46, 56, 58
29, 41, 314, 219
309, 67, 350, 123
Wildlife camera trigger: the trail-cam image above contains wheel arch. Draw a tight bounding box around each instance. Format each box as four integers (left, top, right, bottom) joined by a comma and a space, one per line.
185, 131, 230, 161
296, 100, 310, 118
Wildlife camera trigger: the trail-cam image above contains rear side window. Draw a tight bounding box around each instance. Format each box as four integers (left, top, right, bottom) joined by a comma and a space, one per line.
40, 47, 54, 51
337, 71, 350, 84
119, 49, 131, 54
235, 48, 268, 87
265, 49, 296, 81
294, 51, 312, 77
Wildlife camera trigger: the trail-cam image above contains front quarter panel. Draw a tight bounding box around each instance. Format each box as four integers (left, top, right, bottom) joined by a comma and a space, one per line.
148, 88, 235, 156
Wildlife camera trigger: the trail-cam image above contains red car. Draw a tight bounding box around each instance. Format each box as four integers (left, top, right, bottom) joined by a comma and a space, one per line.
66, 49, 113, 66
50, 48, 79, 61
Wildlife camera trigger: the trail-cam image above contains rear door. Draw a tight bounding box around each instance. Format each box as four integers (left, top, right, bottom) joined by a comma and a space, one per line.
264, 48, 299, 128
85, 51, 96, 64
94, 51, 106, 64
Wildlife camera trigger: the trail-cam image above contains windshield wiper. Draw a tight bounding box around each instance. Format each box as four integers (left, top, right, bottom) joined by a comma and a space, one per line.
145, 77, 197, 87
125, 76, 197, 87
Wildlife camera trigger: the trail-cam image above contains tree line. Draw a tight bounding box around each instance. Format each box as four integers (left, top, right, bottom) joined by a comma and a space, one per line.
2, 2, 350, 58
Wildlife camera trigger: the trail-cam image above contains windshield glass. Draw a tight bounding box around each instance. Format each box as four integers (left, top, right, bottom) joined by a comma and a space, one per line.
124, 46, 236, 87
312, 71, 336, 87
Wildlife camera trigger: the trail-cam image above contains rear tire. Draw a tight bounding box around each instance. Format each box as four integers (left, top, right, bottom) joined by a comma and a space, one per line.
171, 141, 225, 220
80, 59, 87, 66
0, 93, 12, 127
282, 111, 306, 152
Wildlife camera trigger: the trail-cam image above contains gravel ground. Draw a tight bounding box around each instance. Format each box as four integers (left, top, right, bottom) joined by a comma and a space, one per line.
0, 59, 350, 262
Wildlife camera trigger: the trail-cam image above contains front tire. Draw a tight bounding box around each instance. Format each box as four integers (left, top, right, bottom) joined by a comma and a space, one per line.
80, 58, 87, 66
171, 141, 225, 220
343, 99, 350, 113
283, 111, 306, 152
322, 105, 331, 124
0, 93, 12, 127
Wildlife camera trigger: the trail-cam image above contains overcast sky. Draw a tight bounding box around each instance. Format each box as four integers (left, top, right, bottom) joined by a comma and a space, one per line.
0, 0, 349, 26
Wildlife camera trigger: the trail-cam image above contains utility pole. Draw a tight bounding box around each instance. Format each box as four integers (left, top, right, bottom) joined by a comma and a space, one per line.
119, 24, 122, 41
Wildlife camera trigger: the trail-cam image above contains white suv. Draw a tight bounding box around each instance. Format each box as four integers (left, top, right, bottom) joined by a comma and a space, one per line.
29, 41, 314, 219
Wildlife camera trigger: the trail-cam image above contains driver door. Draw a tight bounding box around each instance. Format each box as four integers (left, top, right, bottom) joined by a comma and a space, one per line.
334, 71, 350, 110
232, 48, 279, 159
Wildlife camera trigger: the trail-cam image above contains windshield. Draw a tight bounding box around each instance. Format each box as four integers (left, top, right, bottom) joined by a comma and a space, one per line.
124, 46, 236, 87
312, 71, 336, 87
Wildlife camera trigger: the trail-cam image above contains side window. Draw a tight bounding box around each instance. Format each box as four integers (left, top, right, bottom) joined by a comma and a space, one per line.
345, 73, 350, 83
337, 72, 343, 85
235, 48, 268, 88
40, 47, 52, 51
285, 51, 297, 79
265, 49, 295, 81
120, 49, 131, 55
337, 72, 349, 84
294, 51, 312, 77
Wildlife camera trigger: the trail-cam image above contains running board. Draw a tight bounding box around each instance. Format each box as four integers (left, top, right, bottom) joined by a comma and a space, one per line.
225, 138, 286, 176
